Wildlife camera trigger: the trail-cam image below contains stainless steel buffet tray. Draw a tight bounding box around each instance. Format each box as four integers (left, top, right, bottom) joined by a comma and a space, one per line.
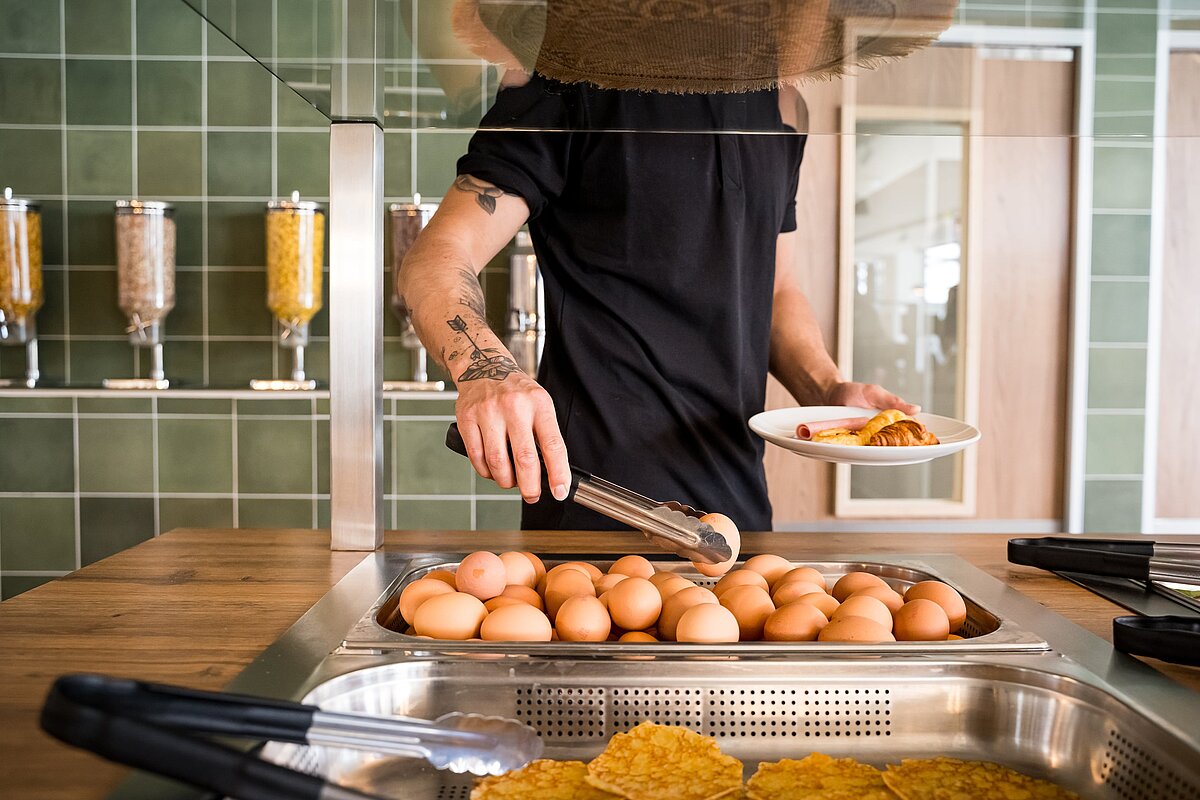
340, 552, 1050, 655
262, 657, 1200, 800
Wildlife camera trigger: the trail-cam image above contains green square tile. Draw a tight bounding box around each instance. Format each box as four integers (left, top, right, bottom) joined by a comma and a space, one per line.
277, 132, 330, 198
0, 497, 75, 571
65, 0, 130, 55
1096, 10, 1157, 56
394, 419, 473, 494
65, 59, 132, 125
77, 417, 153, 492
2, 574, 58, 600
237, 418, 313, 493
379, 0, 414, 61
277, 0, 320, 58
384, 132, 413, 197
475, 471, 519, 496
161, 344, 202, 386
1094, 145, 1153, 210
158, 417, 233, 493
4, 338, 65, 383
1089, 281, 1150, 343
301, 339, 329, 383
237, 398, 312, 416
0, 0, 61, 53
67, 130, 133, 196
206, 25, 246, 59
159, 398, 232, 414
136, 0, 203, 56
172, 201, 203, 266
0, 129, 63, 196
1094, 115, 1154, 138
207, 270, 273, 335
168, 270, 203, 336
415, 132, 471, 198
278, 83, 329, 127
39, 199, 65, 265
317, 498, 330, 528
36, 268, 67, 336
237, 498, 314, 529
79, 497, 154, 565
1092, 214, 1151, 276
316, 418, 329, 493
1088, 345, 1146, 409
207, 202, 265, 267
77, 397, 151, 413
1095, 78, 1156, 115
227, 0, 273, 59
208, 131, 272, 197
395, 499, 472, 530
67, 270, 125, 334
392, 397, 456, 415
1085, 413, 1146, 475
1096, 55, 1157, 79
0, 396, 72, 413
475, 498, 522, 530
158, 497, 234, 533
67, 201, 117, 266
68, 339, 134, 384
136, 60, 202, 126
315, 397, 330, 413
0, 58, 62, 124
207, 60, 273, 126
1083, 479, 1143, 533
138, 132, 203, 197
0, 418, 74, 491
383, 341, 413, 383
207, 340, 274, 386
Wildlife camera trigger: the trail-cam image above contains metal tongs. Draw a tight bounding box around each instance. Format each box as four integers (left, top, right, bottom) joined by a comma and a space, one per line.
41, 674, 543, 800
445, 423, 732, 564
1009, 537, 1200, 667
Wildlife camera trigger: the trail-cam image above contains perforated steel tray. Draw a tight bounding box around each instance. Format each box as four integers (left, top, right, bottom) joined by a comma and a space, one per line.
339, 552, 1049, 655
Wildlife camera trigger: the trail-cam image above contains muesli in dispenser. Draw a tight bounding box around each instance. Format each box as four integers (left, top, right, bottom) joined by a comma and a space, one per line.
0, 187, 43, 387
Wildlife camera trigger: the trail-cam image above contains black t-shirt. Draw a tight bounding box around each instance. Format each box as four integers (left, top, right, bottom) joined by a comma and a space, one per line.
458, 75, 805, 532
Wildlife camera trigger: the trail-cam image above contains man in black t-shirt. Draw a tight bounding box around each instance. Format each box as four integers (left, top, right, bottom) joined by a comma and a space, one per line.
398, 72, 915, 531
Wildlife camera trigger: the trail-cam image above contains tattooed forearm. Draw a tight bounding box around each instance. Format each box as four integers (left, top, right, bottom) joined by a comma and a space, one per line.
445, 314, 521, 382
454, 267, 490, 324
453, 175, 511, 215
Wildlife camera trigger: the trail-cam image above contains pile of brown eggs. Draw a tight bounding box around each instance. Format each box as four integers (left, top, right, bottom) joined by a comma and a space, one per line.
396, 551, 969, 644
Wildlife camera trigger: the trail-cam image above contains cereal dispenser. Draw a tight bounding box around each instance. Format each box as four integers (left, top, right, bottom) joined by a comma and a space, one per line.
103, 200, 175, 389
253, 193, 324, 391
385, 198, 443, 391
0, 188, 43, 387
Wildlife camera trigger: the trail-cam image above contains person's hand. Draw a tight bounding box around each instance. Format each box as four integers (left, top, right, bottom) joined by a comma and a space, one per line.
455, 374, 570, 504
825, 381, 920, 416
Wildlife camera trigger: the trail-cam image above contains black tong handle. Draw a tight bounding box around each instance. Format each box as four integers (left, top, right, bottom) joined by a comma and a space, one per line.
445, 422, 584, 501
1008, 537, 1152, 580
1113, 616, 1200, 667
41, 674, 382, 800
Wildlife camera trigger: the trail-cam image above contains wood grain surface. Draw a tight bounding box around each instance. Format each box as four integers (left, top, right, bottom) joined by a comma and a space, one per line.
0, 528, 1196, 798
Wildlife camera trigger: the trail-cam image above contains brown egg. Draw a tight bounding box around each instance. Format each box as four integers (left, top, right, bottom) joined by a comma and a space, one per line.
606, 577, 663, 631
777, 566, 828, 593
676, 604, 740, 643
555, 595, 611, 642
562, 561, 604, 581
742, 554, 794, 588
818, 616, 896, 643
455, 551, 507, 601
498, 551, 539, 588
398, 578, 454, 624
793, 591, 840, 619
648, 571, 679, 587
518, 552, 547, 583
832, 595, 893, 631
719, 585, 775, 641
544, 569, 597, 621
691, 513, 741, 577
893, 598, 951, 641
904, 581, 967, 632
545, 562, 592, 582
947, 634, 964, 641
831, 571, 887, 601
424, 569, 458, 588
713, 569, 770, 597
619, 630, 658, 643
771, 581, 828, 607
480, 603, 552, 641
594, 573, 629, 595
763, 602, 828, 641
413, 592, 488, 640
500, 584, 544, 610
656, 576, 695, 602
659, 586, 719, 640
609, 555, 655, 580
597, 592, 610, 611
849, 584, 904, 614
484, 596, 525, 612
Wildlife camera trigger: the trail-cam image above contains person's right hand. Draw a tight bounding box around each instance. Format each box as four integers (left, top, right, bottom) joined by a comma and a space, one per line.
455, 374, 570, 504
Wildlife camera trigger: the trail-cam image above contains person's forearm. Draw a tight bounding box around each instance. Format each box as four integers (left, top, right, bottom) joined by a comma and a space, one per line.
768, 286, 843, 406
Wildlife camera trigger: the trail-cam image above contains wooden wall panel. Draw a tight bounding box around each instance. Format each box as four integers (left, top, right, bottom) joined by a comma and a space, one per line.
1156, 52, 1200, 519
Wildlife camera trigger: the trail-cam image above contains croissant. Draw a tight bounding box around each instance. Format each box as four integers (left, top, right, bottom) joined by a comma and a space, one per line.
812, 428, 864, 445
857, 409, 909, 442
868, 419, 940, 446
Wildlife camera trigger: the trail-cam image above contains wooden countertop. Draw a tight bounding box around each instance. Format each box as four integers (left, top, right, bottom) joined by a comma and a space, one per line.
0, 528, 1196, 798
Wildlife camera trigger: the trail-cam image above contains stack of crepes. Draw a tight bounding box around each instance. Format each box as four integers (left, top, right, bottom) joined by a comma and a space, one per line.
796, 409, 939, 447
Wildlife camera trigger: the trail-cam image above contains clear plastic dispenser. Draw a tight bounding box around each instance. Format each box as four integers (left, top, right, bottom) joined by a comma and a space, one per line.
0, 187, 43, 388
104, 200, 175, 390
253, 192, 325, 391
385, 196, 444, 391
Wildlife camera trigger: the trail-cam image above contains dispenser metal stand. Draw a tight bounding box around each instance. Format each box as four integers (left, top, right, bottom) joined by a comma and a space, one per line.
0, 316, 39, 388
506, 231, 545, 376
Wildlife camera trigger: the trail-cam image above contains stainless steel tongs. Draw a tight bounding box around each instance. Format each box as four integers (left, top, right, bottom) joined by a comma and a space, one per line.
445, 423, 732, 564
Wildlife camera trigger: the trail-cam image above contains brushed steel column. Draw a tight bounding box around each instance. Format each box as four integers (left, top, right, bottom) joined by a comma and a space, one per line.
329, 122, 384, 550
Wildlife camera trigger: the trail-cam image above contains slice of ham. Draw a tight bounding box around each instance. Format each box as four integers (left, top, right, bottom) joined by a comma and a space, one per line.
796, 417, 870, 440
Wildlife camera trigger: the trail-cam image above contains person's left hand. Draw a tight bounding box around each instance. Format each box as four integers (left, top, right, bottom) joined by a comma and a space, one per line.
826, 381, 920, 416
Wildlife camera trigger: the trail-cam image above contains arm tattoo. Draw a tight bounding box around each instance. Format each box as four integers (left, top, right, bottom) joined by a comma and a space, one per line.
444, 267, 521, 382
453, 175, 511, 215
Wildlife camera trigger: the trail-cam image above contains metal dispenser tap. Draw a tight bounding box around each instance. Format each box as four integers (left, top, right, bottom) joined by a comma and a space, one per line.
506, 231, 544, 376
0, 188, 42, 388
385, 196, 444, 391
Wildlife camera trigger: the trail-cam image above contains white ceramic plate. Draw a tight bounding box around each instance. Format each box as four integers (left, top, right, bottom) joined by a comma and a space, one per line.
749, 406, 982, 466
